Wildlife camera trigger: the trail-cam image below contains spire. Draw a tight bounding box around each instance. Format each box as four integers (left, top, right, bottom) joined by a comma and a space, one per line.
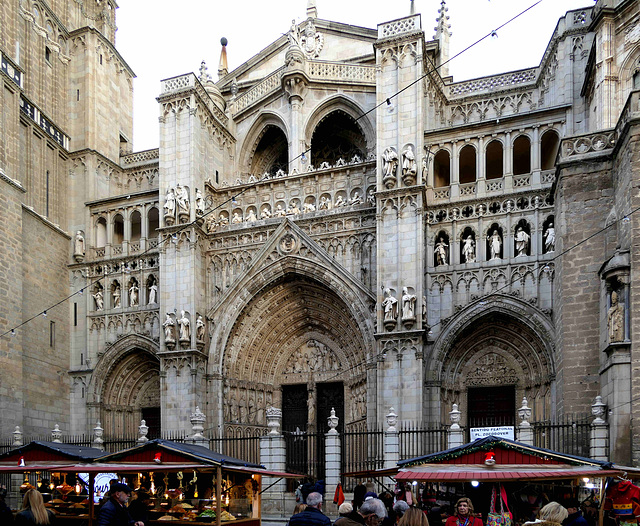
307, 0, 317, 19
410, 0, 415, 15
433, 0, 452, 77
218, 37, 228, 80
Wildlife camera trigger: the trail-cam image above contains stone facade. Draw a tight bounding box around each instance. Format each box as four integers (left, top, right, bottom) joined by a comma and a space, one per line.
2, 0, 640, 466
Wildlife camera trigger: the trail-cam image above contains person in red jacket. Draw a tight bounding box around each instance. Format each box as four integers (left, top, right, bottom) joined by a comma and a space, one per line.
445, 498, 484, 526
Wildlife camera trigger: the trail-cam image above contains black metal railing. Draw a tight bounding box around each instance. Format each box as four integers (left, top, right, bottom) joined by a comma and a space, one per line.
532, 417, 593, 458
399, 422, 449, 460
283, 430, 325, 480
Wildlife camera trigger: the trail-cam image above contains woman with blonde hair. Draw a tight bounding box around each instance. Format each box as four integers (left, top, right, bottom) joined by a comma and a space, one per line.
293, 502, 307, 515
445, 498, 483, 526
399, 507, 430, 526
523, 502, 569, 526
16, 488, 56, 525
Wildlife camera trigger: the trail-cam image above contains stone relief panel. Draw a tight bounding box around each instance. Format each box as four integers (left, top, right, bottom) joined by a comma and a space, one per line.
223, 381, 273, 427
283, 339, 340, 374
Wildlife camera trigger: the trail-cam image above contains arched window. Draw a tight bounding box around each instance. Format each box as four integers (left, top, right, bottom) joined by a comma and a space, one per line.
513, 135, 531, 175
130, 210, 141, 243
250, 125, 289, 176
113, 214, 124, 245
434, 150, 451, 187
148, 208, 159, 239
459, 145, 476, 184
96, 217, 107, 248
310, 110, 366, 167
486, 140, 503, 179
540, 130, 560, 170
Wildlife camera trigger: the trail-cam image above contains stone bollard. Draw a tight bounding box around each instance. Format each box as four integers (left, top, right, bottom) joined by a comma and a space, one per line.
448, 404, 464, 448
93, 421, 104, 451
187, 407, 208, 447
590, 396, 608, 460
51, 424, 62, 443
517, 397, 533, 445
138, 420, 149, 443
325, 408, 341, 516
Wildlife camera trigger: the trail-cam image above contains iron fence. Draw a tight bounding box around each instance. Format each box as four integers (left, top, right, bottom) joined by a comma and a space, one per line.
283, 430, 325, 480
340, 427, 384, 490
532, 417, 593, 458
399, 423, 449, 460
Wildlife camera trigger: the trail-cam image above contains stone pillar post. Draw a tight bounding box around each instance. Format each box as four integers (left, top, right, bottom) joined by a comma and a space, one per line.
13, 426, 23, 446
138, 419, 149, 443
448, 404, 464, 448
383, 408, 400, 487
93, 421, 104, 451
260, 407, 286, 494
325, 408, 341, 516
450, 141, 459, 198
187, 406, 208, 447
516, 397, 533, 445
590, 396, 609, 461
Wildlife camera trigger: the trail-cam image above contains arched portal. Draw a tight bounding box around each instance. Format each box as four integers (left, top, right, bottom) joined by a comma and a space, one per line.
222, 273, 369, 433
433, 297, 555, 428
310, 110, 366, 166
88, 335, 160, 438
250, 125, 289, 176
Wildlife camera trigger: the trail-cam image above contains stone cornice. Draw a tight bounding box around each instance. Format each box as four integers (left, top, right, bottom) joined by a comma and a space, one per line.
67, 26, 135, 78
0, 169, 26, 193
22, 204, 71, 238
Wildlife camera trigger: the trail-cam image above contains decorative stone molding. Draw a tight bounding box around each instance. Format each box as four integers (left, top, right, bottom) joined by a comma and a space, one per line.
266, 406, 283, 435
560, 131, 616, 159
386, 407, 398, 432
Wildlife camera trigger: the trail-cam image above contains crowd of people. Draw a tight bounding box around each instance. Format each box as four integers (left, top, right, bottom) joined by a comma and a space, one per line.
289, 485, 592, 526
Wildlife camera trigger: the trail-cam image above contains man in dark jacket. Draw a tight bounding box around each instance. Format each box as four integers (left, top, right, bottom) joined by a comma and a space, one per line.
97, 483, 144, 526
289, 491, 331, 526
335, 498, 387, 526
563, 499, 589, 526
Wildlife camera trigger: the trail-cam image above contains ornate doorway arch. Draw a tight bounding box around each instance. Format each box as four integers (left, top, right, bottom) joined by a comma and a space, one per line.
88, 335, 160, 437
433, 296, 555, 426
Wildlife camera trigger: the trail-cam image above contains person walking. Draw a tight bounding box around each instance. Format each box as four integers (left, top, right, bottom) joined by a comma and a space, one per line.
15, 489, 55, 525
97, 482, 144, 526
335, 497, 387, 526
289, 492, 331, 526
445, 498, 484, 526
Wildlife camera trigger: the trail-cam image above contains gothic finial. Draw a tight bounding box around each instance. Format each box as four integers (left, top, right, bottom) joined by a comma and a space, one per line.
307, 0, 317, 18
410, 0, 415, 15
218, 37, 228, 80
199, 60, 211, 84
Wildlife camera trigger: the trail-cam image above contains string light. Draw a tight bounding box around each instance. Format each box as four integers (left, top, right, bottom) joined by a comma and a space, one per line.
42, 311, 47, 318
301, 151, 308, 164
622, 216, 631, 224
386, 98, 394, 113
490, 30, 498, 39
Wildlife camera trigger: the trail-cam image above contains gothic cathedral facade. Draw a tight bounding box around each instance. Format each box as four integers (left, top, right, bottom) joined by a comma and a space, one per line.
2, 0, 640, 465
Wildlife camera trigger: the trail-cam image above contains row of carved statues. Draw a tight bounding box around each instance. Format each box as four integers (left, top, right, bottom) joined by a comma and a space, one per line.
381, 286, 425, 330
164, 185, 208, 225
434, 223, 555, 266
92, 277, 158, 310
203, 190, 375, 233
382, 145, 421, 188
162, 310, 206, 349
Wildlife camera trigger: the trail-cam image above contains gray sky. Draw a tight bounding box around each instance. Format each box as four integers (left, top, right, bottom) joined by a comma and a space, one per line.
116, 0, 592, 151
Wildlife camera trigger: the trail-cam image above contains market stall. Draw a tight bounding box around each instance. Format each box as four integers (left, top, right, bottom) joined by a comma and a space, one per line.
0, 439, 296, 526
347, 436, 640, 526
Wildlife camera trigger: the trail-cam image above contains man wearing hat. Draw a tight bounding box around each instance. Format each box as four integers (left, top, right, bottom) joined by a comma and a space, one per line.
98, 482, 144, 526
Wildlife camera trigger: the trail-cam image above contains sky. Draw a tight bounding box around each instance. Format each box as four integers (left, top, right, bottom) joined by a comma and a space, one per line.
115, 0, 593, 151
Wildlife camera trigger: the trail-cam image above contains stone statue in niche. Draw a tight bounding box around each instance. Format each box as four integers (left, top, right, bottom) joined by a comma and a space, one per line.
274, 205, 286, 217
260, 207, 272, 219
129, 282, 139, 307
382, 288, 398, 323
334, 195, 346, 207
462, 235, 476, 263
422, 295, 427, 323
435, 237, 448, 266
178, 310, 190, 341
112, 283, 121, 308
93, 288, 104, 311
164, 187, 176, 223
239, 392, 247, 422
488, 229, 502, 260
402, 287, 416, 320
74, 231, 85, 261
176, 185, 189, 216
515, 226, 530, 257
349, 192, 363, 205
148, 282, 157, 305
245, 209, 257, 222
257, 393, 265, 424
382, 147, 399, 188
231, 212, 242, 224
319, 196, 330, 210
196, 315, 205, 342
230, 391, 239, 422
544, 222, 555, 252
608, 290, 625, 343
402, 145, 417, 184
195, 188, 205, 216
163, 313, 175, 342
367, 189, 375, 207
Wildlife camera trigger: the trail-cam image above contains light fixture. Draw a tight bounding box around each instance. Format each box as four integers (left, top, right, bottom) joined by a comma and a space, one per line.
386, 98, 394, 113
622, 216, 631, 224
471, 480, 480, 487
543, 264, 551, 273
490, 30, 498, 39
42, 311, 47, 318
412, 481, 418, 486
301, 152, 308, 164
11, 329, 16, 337
232, 197, 238, 206
583, 477, 590, 483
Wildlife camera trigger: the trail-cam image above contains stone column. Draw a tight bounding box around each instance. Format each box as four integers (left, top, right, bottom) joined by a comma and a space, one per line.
325, 409, 341, 516
448, 404, 464, 448
516, 397, 533, 445
590, 396, 609, 461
